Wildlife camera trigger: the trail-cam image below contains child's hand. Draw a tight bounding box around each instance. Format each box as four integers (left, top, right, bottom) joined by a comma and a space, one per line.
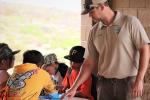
58, 88, 66, 94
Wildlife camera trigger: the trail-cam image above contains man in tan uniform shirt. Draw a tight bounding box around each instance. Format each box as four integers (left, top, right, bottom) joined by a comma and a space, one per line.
61, 0, 150, 100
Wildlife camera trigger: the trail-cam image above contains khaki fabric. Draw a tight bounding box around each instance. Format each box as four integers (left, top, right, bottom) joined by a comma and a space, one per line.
88, 11, 150, 79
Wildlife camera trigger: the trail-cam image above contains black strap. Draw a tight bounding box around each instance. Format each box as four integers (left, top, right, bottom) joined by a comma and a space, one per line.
67, 68, 72, 78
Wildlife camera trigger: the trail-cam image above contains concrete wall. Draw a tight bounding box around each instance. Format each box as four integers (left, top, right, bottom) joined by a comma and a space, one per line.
81, 0, 150, 99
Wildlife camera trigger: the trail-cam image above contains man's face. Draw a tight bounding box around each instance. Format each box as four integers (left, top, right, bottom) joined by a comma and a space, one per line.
89, 5, 103, 21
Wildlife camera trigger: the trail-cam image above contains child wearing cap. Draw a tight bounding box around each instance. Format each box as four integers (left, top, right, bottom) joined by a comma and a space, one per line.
0, 43, 20, 89
43, 53, 68, 88
60, 46, 93, 100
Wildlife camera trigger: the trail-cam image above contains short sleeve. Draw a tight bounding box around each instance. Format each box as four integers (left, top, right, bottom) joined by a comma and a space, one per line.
130, 16, 150, 49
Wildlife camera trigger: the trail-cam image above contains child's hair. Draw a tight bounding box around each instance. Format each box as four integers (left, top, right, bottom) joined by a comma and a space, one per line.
23, 50, 44, 67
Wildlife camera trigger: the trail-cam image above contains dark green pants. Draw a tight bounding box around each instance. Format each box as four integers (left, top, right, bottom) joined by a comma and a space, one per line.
97, 76, 141, 100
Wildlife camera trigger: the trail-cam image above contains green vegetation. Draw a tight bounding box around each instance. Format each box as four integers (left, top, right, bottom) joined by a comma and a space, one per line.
0, 2, 80, 65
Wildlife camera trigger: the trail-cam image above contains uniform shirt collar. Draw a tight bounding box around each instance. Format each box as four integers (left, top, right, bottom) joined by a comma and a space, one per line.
101, 11, 123, 28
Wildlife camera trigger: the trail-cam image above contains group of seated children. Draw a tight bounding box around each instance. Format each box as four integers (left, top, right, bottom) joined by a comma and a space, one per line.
0, 43, 96, 100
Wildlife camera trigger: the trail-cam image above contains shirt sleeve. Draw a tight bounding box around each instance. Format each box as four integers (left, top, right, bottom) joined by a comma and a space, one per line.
130, 16, 150, 49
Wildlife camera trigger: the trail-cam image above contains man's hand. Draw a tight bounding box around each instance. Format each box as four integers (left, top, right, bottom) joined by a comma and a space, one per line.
60, 87, 77, 100
132, 80, 143, 98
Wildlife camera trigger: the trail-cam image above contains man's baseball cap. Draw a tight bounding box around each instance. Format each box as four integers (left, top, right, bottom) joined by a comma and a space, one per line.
82, 0, 108, 15
0, 43, 20, 60
64, 46, 85, 63
44, 53, 58, 66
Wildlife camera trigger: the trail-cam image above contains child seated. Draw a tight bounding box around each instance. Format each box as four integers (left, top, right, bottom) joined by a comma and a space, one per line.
60, 46, 93, 100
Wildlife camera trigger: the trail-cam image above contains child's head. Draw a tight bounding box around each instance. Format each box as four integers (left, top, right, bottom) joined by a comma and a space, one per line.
0, 43, 20, 70
23, 50, 44, 67
44, 53, 58, 66
43, 53, 58, 75
64, 46, 85, 69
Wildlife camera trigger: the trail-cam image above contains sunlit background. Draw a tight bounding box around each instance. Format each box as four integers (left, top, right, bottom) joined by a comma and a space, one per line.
0, 0, 81, 69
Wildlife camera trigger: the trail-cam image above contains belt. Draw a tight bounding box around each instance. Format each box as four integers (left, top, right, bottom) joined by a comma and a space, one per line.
98, 76, 135, 83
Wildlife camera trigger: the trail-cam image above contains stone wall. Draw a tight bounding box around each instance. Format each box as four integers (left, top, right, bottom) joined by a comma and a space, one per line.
81, 0, 150, 99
